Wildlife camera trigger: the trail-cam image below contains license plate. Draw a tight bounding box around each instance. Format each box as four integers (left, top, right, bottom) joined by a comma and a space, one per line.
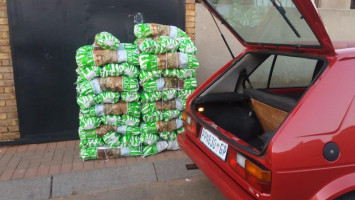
200, 127, 228, 161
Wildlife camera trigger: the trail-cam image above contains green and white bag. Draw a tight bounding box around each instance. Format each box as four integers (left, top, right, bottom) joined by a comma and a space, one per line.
76, 45, 94, 67
142, 77, 197, 92
100, 63, 139, 78
117, 125, 140, 135
140, 122, 158, 134
139, 53, 199, 71
178, 89, 195, 100
178, 69, 196, 79
159, 131, 177, 141
139, 70, 161, 84
121, 92, 140, 102
79, 115, 101, 130
78, 127, 98, 140
94, 91, 120, 104
120, 146, 141, 157
158, 36, 179, 52
102, 131, 122, 148
77, 94, 96, 109
95, 32, 120, 50
140, 133, 159, 145
135, 38, 165, 54
142, 111, 164, 122
77, 66, 101, 81
142, 141, 169, 157
101, 115, 121, 126
120, 115, 140, 127
80, 147, 98, 161
161, 89, 178, 101
134, 23, 188, 39
118, 43, 138, 51
176, 37, 197, 55
140, 91, 162, 103
79, 137, 104, 149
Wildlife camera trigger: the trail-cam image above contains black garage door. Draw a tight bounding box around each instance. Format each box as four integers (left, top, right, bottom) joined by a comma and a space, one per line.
5, 0, 185, 145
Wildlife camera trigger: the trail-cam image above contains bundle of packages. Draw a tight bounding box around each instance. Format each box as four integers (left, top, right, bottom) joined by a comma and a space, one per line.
76, 32, 143, 161
134, 23, 199, 157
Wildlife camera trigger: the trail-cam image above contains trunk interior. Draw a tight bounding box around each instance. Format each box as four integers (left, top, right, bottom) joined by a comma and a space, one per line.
192, 52, 326, 153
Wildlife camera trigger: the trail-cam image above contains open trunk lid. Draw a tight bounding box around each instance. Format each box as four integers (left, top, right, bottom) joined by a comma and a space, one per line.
202, 0, 334, 54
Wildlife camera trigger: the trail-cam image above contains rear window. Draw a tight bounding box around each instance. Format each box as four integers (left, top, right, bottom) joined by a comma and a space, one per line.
248, 55, 318, 89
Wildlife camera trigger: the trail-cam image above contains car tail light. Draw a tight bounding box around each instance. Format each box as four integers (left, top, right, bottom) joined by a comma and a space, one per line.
229, 151, 271, 193
182, 112, 197, 137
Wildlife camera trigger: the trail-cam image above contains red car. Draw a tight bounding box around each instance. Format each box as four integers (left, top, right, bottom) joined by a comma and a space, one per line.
177, 0, 355, 199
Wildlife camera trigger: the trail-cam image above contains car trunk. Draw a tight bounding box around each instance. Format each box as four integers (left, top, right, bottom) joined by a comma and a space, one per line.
191, 52, 326, 154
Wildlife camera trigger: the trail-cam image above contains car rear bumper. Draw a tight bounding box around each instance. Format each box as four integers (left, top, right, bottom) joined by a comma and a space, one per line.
177, 133, 255, 200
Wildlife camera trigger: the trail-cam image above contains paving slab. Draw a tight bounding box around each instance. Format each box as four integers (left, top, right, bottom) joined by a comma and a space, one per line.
154, 157, 203, 181
0, 176, 51, 200
52, 162, 157, 198
54, 175, 225, 200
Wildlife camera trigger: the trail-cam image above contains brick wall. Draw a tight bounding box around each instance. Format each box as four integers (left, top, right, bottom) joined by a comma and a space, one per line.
0, 0, 19, 141
186, 0, 196, 40
0, 0, 196, 141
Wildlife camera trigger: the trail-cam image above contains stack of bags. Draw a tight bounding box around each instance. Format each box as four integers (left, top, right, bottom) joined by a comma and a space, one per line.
134, 23, 199, 157
75, 24, 199, 161
76, 32, 143, 160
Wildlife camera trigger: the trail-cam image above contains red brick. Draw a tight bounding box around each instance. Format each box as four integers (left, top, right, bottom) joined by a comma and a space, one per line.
48, 164, 60, 176
0, 67, 12, 72
72, 162, 83, 172
0, 100, 4, 106
17, 159, 30, 170
0, 46, 10, 53
125, 157, 138, 165
115, 157, 127, 166
12, 169, 26, 180
94, 160, 105, 169
6, 112, 17, 119
36, 143, 47, 151
4, 87, 14, 93
27, 144, 38, 152
42, 149, 54, 162
186, 10, 195, 16
66, 140, 76, 148
24, 167, 38, 178
8, 125, 18, 132
60, 163, 72, 174
1, 59, 9, 66
0, 169, 13, 181
104, 159, 116, 168
47, 142, 57, 150
0, 17, 7, 25
0, 93, 14, 99
62, 153, 73, 164
145, 154, 158, 162
186, 3, 195, 9
83, 160, 95, 171
135, 156, 147, 164
0, 113, 5, 119
2, 72, 13, 79
36, 165, 49, 176
56, 141, 66, 148
0, 25, 8, 31
186, 21, 195, 28
0, 105, 16, 112
0, 126, 7, 133
16, 145, 28, 153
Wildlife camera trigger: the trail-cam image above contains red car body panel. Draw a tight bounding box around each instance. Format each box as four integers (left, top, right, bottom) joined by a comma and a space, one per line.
177, 1, 355, 199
